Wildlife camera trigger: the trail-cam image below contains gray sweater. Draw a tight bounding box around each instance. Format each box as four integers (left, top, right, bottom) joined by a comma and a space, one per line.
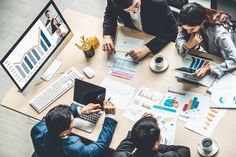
175, 25, 236, 78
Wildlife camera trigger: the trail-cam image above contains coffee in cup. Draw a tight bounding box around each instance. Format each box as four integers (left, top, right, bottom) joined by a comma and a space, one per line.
154, 55, 164, 69
199, 138, 213, 153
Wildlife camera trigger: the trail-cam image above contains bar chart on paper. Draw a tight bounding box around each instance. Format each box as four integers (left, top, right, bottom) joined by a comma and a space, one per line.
3, 20, 56, 89
153, 88, 209, 119
185, 108, 226, 136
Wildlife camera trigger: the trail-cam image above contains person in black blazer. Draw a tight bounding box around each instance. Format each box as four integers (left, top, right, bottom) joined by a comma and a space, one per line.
112, 113, 190, 157
103, 0, 178, 61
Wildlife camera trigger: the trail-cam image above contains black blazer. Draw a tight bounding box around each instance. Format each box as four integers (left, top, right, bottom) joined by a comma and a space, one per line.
103, 0, 178, 54
113, 132, 191, 157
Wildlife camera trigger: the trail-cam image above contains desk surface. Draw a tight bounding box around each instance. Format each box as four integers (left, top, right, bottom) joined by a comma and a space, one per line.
1, 9, 236, 156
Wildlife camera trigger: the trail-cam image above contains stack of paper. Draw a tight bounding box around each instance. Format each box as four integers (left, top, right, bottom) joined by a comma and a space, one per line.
175, 54, 216, 87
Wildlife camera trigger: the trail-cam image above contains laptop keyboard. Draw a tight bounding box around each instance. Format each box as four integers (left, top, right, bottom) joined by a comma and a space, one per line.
76, 104, 102, 124
80, 112, 102, 124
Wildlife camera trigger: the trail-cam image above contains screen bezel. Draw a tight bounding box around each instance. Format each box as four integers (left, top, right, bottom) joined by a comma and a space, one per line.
0, 0, 71, 92
175, 67, 196, 75
74, 79, 106, 108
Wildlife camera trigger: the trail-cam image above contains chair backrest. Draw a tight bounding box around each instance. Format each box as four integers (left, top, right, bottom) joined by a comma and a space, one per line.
166, 0, 189, 20
166, 0, 188, 10
31, 152, 39, 157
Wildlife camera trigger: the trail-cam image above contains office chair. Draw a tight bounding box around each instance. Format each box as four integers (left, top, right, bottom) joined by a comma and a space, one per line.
166, 0, 189, 20
31, 152, 39, 157
211, 0, 236, 28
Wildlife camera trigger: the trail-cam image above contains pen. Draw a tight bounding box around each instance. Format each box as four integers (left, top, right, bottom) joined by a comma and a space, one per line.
108, 97, 111, 101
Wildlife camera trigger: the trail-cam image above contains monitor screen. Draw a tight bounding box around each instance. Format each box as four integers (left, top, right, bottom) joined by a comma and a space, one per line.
0, 0, 71, 93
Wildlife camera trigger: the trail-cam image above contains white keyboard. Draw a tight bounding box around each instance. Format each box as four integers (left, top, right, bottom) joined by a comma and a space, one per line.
30, 67, 83, 113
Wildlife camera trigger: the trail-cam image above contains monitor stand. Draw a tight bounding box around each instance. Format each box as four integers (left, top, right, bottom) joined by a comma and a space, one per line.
41, 60, 62, 81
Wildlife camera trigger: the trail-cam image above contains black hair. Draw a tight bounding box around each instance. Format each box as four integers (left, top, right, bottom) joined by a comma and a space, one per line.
51, 18, 60, 34
178, 2, 205, 26
45, 104, 72, 136
178, 2, 233, 30
45, 9, 50, 16
131, 116, 160, 151
111, 0, 133, 9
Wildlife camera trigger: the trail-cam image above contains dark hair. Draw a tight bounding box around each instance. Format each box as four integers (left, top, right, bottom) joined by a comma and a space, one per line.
131, 117, 160, 151
45, 10, 50, 16
51, 18, 59, 34
111, 0, 133, 9
45, 104, 72, 136
178, 2, 233, 30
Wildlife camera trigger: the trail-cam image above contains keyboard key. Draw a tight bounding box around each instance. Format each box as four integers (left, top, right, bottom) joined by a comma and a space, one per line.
30, 67, 83, 113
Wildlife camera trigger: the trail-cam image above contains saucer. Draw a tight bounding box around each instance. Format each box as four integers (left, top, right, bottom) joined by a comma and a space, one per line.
197, 139, 219, 157
150, 55, 169, 72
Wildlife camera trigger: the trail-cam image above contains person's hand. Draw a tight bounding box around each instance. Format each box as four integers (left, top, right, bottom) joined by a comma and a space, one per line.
142, 112, 154, 118
103, 100, 116, 115
79, 103, 101, 115
185, 33, 203, 49
102, 35, 115, 57
195, 63, 210, 78
125, 46, 151, 62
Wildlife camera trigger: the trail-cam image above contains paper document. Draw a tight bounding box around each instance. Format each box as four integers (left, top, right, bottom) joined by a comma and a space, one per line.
210, 84, 236, 108
153, 88, 209, 121
154, 112, 177, 145
185, 108, 226, 136
123, 87, 164, 122
208, 73, 236, 93
100, 77, 137, 109
115, 35, 144, 53
107, 52, 138, 80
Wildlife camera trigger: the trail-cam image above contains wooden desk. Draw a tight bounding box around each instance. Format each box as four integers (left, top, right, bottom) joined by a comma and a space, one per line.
1, 9, 236, 156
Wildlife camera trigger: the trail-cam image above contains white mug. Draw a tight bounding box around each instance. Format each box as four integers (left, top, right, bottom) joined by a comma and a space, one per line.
154, 55, 164, 69
198, 138, 213, 153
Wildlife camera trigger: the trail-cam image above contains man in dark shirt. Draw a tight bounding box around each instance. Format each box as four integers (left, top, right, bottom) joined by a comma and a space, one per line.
103, 0, 177, 61
31, 100, 117, 157
113, 113, 190, 157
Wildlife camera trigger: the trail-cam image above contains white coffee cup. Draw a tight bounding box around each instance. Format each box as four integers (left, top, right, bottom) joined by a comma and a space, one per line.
154, 55, 164, 69
198, 138, 213, 153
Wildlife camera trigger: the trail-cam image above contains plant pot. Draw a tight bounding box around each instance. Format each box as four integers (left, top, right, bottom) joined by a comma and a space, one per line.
83, 48, 95, 58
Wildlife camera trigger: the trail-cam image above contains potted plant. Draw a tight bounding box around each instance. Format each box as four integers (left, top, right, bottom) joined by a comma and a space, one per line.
75, 35, 100, 58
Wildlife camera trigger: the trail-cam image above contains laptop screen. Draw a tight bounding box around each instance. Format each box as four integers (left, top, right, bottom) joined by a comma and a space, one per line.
74, 79, 106, 107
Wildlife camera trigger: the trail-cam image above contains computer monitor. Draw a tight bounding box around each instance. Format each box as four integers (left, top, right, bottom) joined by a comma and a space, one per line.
0, 0, 73, 95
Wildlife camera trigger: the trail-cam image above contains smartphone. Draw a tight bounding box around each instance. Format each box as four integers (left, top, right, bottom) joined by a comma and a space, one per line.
175, 67, 196, 75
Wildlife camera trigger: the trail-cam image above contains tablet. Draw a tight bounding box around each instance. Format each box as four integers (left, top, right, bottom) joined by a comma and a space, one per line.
175, 67, 196, 75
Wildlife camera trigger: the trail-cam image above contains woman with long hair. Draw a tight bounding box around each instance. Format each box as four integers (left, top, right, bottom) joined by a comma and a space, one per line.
51, 18, 60, 34
175, 2, 236, 78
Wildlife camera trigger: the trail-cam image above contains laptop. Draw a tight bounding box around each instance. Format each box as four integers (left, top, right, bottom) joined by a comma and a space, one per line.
72, 78, 106, 133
